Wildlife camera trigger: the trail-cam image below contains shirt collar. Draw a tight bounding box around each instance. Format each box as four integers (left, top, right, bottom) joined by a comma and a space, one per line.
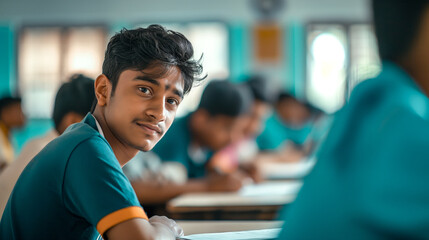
91, 114, 105, 138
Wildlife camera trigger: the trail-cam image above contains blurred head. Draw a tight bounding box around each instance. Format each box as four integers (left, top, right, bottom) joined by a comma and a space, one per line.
0, 97, 26, 130
372, 0, 429, 62
304, 102, 326, 122
53, 74, 96, 134
94, 25, 204, 152
191, 80, 253, 151
275, 92, 311, 128
241, 75, 271, 138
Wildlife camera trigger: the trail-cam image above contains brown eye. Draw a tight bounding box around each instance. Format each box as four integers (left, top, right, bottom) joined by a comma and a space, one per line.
138, 87, 151, 95
167, 98, 179, 106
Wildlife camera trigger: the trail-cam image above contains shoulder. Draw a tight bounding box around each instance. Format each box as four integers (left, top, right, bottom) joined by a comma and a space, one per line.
69, 135, 115, 168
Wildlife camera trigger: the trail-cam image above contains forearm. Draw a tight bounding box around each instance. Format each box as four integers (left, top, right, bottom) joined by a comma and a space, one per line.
105, 218, 176, 240
131, 179, 208, 204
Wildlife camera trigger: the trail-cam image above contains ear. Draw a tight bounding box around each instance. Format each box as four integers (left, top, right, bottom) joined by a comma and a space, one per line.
94, 74, 112, 107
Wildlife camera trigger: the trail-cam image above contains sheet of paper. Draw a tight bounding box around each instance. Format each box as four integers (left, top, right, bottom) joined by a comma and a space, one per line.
178, 228, 281, 240
238, 181, 302, 197
260, 158, 316, 179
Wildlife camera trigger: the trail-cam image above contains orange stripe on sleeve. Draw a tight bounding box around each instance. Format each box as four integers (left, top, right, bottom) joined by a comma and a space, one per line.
96, 206, 148, 235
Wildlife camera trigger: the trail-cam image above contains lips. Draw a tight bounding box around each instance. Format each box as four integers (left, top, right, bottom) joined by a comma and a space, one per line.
136, 122, 163, 134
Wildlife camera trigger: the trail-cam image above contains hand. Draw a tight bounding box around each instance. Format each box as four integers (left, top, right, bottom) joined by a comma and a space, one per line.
206, 172, 243, 192
240, 162, 263, 183
149, 215, 184, 237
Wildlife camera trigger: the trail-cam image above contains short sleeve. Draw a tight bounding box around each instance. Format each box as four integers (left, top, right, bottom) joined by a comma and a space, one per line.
63, 137, 148, 235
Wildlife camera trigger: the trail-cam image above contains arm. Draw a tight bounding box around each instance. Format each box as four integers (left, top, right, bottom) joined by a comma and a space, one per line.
106, 216, 183, 240
131, 173, 244, 204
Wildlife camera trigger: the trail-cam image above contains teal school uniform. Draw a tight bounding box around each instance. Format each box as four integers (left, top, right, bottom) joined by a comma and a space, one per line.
152, 114, 212, 178
256, 113, 312, 151
0, 114, 148, 239
278, 62, 429, 239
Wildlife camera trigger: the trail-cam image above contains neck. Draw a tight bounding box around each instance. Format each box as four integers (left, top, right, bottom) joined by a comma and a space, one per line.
398, 57, 429, 96
92, 109, 138, 167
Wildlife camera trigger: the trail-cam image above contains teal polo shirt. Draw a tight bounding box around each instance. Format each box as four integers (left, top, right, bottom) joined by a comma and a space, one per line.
278, 62, 429, 239
152, 114, 212, 179
0, 114, 148, 239
256, 113, 312, 151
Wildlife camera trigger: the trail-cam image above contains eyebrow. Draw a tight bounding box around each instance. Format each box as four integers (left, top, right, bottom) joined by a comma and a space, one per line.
134, 76, 160, 86
134, 76, 184, 99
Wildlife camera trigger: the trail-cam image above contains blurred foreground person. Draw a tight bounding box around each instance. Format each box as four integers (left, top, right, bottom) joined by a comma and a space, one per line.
279, 0, 429, 239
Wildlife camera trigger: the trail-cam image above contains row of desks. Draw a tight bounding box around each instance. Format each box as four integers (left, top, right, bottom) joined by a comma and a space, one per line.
166, 160, 314, 220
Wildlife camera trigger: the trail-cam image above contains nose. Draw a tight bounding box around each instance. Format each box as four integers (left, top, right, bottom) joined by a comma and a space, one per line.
145, 96, 167, 122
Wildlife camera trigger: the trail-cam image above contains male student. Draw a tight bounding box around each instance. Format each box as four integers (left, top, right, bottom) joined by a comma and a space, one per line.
279, 0, 429, 239
0, 74, 95, 217
257, 92, 312, 152
0, 97, 26, 171
125, 80, 253, 204
0, 25, 204, 239
208, 75, 272, 179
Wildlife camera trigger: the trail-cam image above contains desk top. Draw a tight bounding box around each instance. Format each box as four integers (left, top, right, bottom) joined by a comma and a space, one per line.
258, 158, 316, 180
167, 181, 301, 213
177, 220, 283, 235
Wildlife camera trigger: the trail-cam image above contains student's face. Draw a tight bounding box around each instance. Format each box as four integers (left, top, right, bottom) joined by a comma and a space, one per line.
202, 115, 246, 151
277, 99, 310, 128
242, 101, 270, 138
1, 103, 26, 128
103, 66, 184, 152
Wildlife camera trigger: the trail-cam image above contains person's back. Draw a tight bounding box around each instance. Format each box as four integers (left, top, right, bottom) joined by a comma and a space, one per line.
279, 62, 429, 239
0, 74, 95, 217
279, 0, 429, 239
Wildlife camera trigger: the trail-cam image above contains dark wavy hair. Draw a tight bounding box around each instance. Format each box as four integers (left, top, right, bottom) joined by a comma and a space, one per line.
102, 24, 205, 96
53, 74, 95, 132
0, 97, 21, 115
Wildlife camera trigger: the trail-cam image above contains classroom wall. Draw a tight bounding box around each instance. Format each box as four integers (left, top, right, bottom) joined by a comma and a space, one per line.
0, 0, 370, 24
0, 0, 371, 153
0, 24, 15, 96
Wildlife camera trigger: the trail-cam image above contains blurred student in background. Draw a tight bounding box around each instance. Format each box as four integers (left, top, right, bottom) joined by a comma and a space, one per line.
279, 0, 429, 238
123, 80, 253, 206
208, 75, 272, 182
256, 92, 313, 162
0, 74, 95, 217
0, 97, 26, 172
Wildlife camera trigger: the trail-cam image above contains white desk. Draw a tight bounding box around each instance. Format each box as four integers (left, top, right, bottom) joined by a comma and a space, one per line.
178, 220, 283, 235
167, 181, 301, 220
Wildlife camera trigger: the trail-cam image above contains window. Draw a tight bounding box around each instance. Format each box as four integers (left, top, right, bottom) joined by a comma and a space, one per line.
19, 26, 107, 118
306, 23, 380, 113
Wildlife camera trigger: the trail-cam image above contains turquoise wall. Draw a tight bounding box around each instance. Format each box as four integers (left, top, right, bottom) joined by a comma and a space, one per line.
0, 24, 14, 96
229, 23, 251, 83
0, 23, 53, 154
287, 22, 305, 99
